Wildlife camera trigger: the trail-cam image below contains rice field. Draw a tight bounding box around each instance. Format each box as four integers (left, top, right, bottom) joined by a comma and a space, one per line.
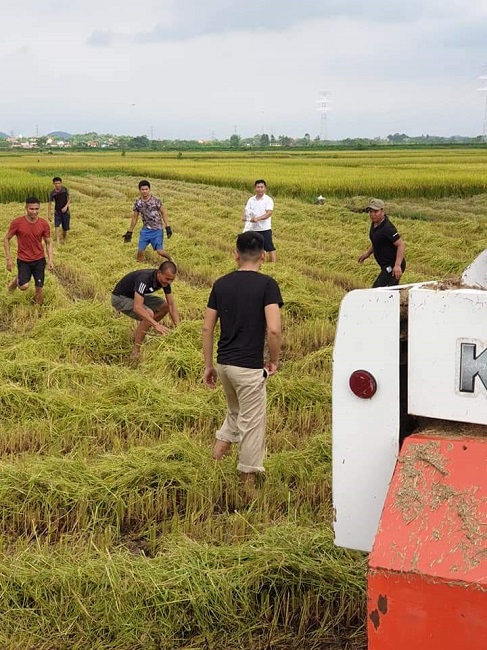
1, 147, 487, 203
0, 149, 486, 649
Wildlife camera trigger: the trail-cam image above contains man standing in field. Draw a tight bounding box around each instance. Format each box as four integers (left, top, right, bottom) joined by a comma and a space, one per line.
242, 179, 276, 262
202, 231, 283, 491
358, 198, 406, 288
123, 180, 173, 263
4, 196, 53, 305
111, 261, 180, 363
48, 176, 71, 244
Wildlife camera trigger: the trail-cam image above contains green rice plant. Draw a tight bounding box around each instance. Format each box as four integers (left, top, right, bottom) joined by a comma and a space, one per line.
0, 523, 366, 650
0, 169, 51, 203
0, 433, 335, 543
2, 148, 487, 202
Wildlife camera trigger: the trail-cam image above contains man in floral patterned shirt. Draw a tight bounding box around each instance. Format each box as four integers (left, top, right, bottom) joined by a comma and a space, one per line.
123, 180, 173, 263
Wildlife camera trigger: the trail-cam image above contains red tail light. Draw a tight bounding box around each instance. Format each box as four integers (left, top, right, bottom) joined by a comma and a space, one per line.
349, 370, 377, 399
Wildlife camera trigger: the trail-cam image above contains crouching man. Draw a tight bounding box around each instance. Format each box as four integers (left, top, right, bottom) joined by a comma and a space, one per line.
111, 261, 180, 362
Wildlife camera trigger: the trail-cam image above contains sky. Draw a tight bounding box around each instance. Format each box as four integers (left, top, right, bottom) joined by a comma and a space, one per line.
0, 0, 486, 140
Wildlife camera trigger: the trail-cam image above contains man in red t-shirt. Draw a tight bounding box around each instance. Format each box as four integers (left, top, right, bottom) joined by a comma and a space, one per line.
3, 196, 53, 305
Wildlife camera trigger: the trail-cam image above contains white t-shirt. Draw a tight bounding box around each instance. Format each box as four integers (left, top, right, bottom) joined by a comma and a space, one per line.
244, 194, 274, 232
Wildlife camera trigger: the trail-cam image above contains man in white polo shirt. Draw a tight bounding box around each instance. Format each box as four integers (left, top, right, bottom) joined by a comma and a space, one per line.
242, 179, 276, 262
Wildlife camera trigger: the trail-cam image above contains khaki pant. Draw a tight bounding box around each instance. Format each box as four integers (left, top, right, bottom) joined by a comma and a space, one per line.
216, 364, 267, 473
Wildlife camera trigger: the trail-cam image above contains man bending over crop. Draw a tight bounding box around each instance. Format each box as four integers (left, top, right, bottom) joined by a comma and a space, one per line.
111, 261, 180, 363
4, 196, 53, 305
202, 231, 283, 493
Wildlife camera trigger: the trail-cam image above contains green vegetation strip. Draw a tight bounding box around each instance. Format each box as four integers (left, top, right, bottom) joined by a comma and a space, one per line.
0, 435, 329, 537
1, 149, 487, 202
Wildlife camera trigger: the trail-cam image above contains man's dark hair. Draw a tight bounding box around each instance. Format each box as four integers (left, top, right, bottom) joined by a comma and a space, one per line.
138, 180, 151, 189
26, 197, 41, 205
254, 179, 267, 187
158, 261, 177, 274
236, 231, 264, 260
52, 176, 62, 183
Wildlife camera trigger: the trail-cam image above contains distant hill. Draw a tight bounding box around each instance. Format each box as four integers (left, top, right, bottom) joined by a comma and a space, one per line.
48, 131, 72, 140
0, 132, 7, 139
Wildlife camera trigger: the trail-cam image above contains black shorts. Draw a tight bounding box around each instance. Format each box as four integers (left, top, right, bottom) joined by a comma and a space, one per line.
54, 211, 70, 230
17, 258, 46, 288
111, 293, 165, 320
260, 229, 276, 252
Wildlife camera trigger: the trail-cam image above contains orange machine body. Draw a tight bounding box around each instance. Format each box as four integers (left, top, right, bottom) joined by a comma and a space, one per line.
368, 432, 487, 650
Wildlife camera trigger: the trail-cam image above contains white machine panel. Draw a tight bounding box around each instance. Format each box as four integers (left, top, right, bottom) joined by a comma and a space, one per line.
409, 288, 487, 425
461, 249, 487, 289
332, 289, 400, 552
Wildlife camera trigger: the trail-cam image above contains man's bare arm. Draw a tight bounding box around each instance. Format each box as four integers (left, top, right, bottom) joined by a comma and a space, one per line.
264, 303, 281, 375
202, 307, 218, 388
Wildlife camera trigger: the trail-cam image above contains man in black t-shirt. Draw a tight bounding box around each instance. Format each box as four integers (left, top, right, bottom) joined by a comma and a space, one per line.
47, 177, 71, 244
202, 231, 283, 489
111, 261, 180, 362
358, 198, 406, 288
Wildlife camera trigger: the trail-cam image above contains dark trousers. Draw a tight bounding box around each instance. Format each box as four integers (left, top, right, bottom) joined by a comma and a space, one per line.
372, 260, 406, 288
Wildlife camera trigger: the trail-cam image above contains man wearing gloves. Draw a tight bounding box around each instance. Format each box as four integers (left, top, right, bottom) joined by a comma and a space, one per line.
123, 180, 173, 263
